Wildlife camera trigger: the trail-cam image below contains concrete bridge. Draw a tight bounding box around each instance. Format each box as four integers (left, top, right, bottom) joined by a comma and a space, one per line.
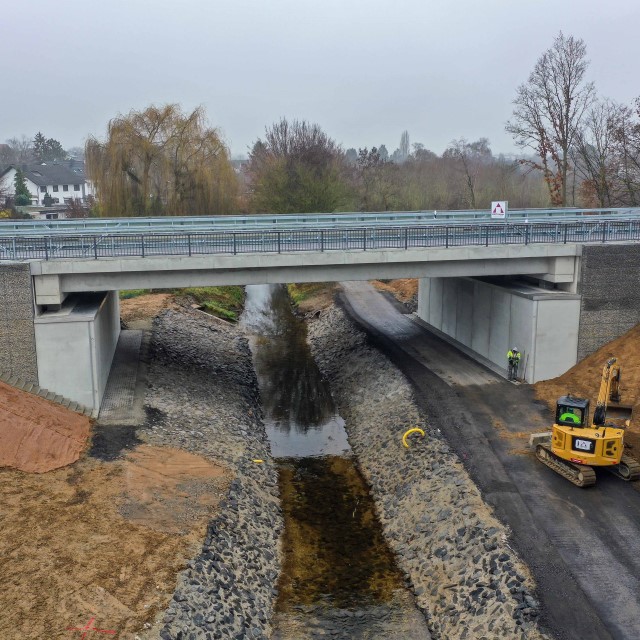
1, 208, 639, 415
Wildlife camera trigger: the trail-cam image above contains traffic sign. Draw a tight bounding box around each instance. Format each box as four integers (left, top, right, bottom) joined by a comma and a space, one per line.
491, 201, 508, 219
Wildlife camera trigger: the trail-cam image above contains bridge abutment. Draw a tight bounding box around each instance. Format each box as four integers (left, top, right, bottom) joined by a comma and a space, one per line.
34, 291, 120, 415
417, 276, 582, 382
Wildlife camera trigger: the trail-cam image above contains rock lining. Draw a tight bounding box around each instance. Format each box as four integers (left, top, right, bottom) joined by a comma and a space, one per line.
308, 305, 551, 640
141, 309, 283, 639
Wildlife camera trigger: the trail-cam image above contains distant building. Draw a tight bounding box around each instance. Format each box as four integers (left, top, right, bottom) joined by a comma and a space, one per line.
0, 161, 95, 206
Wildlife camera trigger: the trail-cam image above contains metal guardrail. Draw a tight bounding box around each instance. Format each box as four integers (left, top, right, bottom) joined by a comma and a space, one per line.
1, 207, 640, 237
2, 219, 640, 261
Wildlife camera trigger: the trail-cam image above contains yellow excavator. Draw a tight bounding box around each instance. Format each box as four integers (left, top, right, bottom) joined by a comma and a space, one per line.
535, 358, 640, 487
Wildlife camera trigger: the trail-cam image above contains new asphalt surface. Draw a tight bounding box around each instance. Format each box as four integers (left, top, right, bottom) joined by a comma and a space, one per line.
340, 281, 640, 640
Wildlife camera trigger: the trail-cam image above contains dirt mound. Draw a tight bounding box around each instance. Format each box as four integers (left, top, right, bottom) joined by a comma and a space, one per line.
371, 279, 418, 303
535, 323, 640, 454
0, 445, 230, 639
0, 381, 90, 473
120, 293, 173, 327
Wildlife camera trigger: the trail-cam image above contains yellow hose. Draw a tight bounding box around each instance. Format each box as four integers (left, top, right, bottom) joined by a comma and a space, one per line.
402, 427, 425, 448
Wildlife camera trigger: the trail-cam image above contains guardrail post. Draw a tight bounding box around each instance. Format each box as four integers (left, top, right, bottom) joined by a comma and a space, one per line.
525, 225, 529, 245
141, 234, 145, 258
277, 231, 281, 254
188, 234, 192, 256
12, 237, 16, 260
320, 230, 324, 252
563, 225, 568, 244
363, 229, 367, 251
44, 236, 49, 260
445, 226, 449, 248
485, 226, 489, 246
233, 232, 237, 255
602, 222, 608, 243
93, 236, 98, 259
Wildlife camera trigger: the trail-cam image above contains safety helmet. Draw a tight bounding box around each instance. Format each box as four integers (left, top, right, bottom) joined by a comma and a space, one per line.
512, 347, 518, 351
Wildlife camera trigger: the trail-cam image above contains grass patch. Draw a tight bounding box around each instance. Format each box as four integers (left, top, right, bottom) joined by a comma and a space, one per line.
176, 286, 245, 322
287, 283, 335, 308
119, 289, 151, 300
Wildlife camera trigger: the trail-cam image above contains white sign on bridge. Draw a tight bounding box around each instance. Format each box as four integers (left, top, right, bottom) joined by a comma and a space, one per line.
491, 201, 508, 219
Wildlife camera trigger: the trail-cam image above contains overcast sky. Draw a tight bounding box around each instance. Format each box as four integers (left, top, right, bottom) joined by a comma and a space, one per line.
2, 0, 639, 158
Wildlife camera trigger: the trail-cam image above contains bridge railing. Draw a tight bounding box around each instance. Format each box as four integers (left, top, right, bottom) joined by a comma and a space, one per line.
2, 207, 640, 237
2, 219, 640, 261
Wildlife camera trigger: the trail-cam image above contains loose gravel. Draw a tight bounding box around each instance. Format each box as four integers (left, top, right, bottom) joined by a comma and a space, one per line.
140, 308, 283, 639
308, 305, 551, 640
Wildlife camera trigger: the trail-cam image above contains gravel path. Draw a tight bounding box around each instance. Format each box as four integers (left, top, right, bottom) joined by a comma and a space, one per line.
140, 308, 283, 639
308, 305, 551, 640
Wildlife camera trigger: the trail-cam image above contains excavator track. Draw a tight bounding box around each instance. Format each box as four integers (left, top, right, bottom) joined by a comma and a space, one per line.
535, 444, 597, 488
608, 455, 640, 481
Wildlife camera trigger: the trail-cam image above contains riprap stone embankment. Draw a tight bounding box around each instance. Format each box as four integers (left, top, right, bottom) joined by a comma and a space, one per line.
308, 305, 551, 640
142, 308, 282, 639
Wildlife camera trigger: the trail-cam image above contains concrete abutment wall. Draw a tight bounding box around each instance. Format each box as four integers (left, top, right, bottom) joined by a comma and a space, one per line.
417, 277, 581, 382
34, 291, 120, 415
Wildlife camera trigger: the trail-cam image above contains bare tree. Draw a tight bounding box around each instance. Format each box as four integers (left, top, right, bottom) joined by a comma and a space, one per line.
444, 138, 492, 209
4, 135, 34, 164
612, 98, 640, 205
506, 32, 595, 206
572, 100, 626, 206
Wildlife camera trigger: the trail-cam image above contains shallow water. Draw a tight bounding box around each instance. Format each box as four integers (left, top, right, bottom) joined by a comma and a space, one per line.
241, 284, 430, 639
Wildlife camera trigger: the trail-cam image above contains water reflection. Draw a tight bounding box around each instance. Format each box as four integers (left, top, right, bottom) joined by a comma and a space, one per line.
242, 284, 349, 458
242, 283, 430, 639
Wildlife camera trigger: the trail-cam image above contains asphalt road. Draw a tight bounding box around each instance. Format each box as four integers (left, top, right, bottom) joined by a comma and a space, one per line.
340, 281, 640, 640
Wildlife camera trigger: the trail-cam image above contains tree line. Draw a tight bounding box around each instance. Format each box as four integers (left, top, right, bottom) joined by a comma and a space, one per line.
2, 32, 638, 216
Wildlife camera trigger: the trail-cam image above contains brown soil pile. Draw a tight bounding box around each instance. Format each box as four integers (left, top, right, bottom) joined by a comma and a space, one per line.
371, 279, 418, 303
120, 293, 174, 328
535, 323, 640, 455
0, 381, 91, 473
0, 445, 230, 640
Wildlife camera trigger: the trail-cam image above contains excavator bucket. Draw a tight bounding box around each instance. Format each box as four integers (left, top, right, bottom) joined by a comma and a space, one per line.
606, 402, 633, 425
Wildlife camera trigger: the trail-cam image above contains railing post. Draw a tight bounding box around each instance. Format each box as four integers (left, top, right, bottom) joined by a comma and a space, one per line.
485, 226, 489, 246
525, 225, 529, 245
602, 222, 608, 243
12, 237, 16, 260
187, 234, 192, 256
141, 234, 145, 258
445, 226, 449, 248
320, 230, 324, 252
233, 232, 237, 255
93, 235, 98, 259
363, 228, 367, 251
404, 226, 408, 250
44, 236, 49, 260
563, 225, 568, 244
277, 231, 281, 254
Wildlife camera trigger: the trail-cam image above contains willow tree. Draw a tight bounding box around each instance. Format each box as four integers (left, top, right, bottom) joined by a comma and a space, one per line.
86, 104, 238, 216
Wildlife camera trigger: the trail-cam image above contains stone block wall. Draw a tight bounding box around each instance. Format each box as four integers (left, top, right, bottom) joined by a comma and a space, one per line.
577, 244, 640, 360
0, 263, 38, 384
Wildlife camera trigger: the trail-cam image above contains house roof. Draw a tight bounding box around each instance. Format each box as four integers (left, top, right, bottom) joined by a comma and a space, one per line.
0, 162, 86, 186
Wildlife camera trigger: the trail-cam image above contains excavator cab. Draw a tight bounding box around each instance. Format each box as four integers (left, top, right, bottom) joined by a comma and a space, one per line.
555, 396, 589, 428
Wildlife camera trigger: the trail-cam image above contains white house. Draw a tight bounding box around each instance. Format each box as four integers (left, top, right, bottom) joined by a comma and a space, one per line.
0, 161, 95, 206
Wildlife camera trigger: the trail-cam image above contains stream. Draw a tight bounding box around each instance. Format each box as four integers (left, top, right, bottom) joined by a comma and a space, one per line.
241, 284, 430, 639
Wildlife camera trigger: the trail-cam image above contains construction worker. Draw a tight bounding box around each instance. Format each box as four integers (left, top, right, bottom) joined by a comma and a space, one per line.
507, 347, 521, 380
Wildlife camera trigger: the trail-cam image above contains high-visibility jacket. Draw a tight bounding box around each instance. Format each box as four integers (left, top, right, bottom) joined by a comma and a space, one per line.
507, 350, 521, 362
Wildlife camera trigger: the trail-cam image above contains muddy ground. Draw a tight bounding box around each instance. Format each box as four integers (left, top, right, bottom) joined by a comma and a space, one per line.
0, 294, 233, 640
